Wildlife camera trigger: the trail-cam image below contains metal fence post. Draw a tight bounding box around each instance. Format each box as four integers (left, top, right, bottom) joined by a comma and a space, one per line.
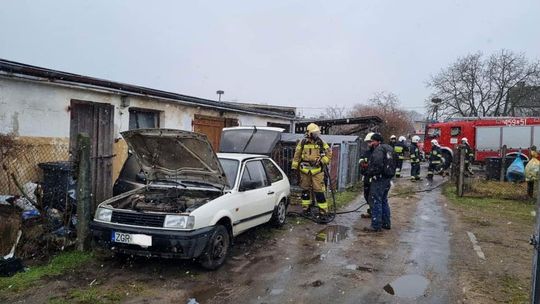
458, 146, 465, 197
531, 177, 540, 303
76, 133, 92, 251
500, 145, 507, 182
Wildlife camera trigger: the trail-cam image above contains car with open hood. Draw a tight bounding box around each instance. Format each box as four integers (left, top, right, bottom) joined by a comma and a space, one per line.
90, 127, 290, 269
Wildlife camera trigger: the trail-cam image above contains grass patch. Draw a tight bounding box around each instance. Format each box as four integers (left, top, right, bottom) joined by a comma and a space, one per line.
466, 180, 533, 201
0, 251, 93, 292
443, 184, 535, 224
333, 184, 362, 209
500, 274, 529, 304
47, 282, 148, 304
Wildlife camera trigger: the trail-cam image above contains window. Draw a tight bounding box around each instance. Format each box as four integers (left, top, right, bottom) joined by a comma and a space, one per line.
129, 108, 160, 130
262, 159, 283, 183
219, 158, 239, 189
240, 161, 270, 190
450, 127, 461, 137
427, 127, 440, 138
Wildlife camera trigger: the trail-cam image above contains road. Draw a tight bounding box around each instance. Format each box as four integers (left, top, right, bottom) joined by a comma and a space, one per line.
7, 172, 456, 304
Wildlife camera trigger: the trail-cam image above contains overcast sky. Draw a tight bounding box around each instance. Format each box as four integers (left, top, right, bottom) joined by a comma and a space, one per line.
1, 0, 539, 117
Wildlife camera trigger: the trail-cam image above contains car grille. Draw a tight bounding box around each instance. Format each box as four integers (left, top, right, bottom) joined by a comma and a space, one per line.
111, 211, 165, 228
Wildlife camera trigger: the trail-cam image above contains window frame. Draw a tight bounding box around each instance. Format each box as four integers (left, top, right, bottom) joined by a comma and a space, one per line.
239, 159, 271, 191
262, 158, 284, 184
128, 108, 161, 130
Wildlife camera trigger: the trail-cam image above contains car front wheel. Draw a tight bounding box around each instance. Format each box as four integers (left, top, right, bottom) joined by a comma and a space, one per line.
271, 199, 287, 227
199, 225, 230, 270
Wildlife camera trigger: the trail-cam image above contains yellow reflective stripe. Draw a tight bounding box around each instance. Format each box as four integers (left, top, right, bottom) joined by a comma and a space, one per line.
291, 161, 299, 169
303, 144, 319, 149
317, 202, 328, 209
323, 143, 329, 149
301, 199, 311, 207
394, 146, 404, 153
321, 156, 330, 164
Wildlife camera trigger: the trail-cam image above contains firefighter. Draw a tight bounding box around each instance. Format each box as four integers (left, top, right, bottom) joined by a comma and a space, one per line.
427, 139, 442, 180
394, 136, 408, 178
291, 123, 332, 214
359, 132, 375, 218
461, 137, 474, 175
389, 135, 397, 147
410, 135, 422, 181
364, 133, 393, 232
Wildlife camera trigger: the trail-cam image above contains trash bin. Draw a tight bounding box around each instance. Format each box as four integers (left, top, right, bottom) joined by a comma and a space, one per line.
485, 157, 523, 181
485, 157, 501, 180
38, 161, 75, 210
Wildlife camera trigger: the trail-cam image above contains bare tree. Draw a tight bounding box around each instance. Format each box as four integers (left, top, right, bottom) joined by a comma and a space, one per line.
323, 105, 348, 119
427, 50, 540, 119
351, 91, 414, 140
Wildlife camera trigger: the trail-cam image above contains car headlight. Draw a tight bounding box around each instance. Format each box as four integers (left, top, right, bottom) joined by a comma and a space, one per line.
164, 215, 195, 229
95, 207, 112, 222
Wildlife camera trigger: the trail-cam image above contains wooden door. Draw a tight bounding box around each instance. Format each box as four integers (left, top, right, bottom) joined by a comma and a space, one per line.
192, 115, 226, 151
70, 100, 114, 210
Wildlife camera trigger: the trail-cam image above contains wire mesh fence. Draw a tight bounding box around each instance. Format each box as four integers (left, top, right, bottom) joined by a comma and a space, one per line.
453, 145, 537, 202
0, 136, 70, 195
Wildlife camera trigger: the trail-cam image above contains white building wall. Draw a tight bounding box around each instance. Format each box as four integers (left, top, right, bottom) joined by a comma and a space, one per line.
0, 77, 292, 138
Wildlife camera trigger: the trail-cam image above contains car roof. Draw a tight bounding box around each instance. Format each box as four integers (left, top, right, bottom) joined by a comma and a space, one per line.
222, 126, 285, 132
217, 153, 269, 161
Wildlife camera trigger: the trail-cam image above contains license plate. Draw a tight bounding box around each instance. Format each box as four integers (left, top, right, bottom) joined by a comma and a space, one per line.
112, 231, 152, 247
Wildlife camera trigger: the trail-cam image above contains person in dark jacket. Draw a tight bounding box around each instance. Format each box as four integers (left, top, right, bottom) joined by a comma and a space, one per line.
364, 133, 392, 232
410, 135, 422, 181
359, 132, 375, 218
427, 139, 442, 180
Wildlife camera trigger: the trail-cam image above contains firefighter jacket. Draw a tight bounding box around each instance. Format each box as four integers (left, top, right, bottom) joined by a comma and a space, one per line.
463, 143, 474, 162
291, 137, 332, 175
393, 142, 407, 160
410, 143, 421, 163
429, 145, 442, 164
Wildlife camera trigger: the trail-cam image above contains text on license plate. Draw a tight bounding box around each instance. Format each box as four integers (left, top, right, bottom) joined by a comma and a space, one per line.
111, 231, 152, 247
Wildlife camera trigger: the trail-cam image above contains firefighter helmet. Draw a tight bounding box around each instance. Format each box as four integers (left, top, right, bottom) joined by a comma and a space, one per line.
364, 132, 375, 142
390, 135, 397, 140
412, 135, 420, 143
461, 137, 468, 143
306, 123, 321, 136
431, 139, 439, 146
398, 136, 406, 142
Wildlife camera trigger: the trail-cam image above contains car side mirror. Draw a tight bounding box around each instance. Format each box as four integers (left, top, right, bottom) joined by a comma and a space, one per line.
135, 172, 147, 183
239, 181, 258, 192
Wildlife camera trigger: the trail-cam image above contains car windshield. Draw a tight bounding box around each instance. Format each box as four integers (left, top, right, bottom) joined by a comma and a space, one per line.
218, 158, 239, 189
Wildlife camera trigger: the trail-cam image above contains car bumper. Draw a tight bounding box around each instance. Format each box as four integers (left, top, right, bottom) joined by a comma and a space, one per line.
90, 221, 213, 259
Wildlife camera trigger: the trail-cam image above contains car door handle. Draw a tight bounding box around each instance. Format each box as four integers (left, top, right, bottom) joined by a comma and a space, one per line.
267, 191, 275, 195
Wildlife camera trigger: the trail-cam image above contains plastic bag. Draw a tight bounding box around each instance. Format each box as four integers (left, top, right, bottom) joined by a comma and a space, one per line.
526, 158, 540, 181
506, 157, 525, 182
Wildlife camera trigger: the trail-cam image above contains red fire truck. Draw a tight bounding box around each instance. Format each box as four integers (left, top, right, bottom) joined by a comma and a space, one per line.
423, 117, 540, 168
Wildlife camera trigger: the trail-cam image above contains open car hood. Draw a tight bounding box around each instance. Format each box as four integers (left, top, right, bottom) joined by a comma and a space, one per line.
121, 129, 228, 189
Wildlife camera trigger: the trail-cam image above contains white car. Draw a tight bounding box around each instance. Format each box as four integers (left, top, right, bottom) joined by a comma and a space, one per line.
91, 128, 290, 269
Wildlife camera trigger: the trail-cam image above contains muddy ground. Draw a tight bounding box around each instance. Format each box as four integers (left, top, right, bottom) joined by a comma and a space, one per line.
1, 165, 536, 303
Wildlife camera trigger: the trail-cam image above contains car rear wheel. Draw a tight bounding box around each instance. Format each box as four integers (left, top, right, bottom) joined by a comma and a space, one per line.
271, 199, 287, 227
199, 225, 230, 270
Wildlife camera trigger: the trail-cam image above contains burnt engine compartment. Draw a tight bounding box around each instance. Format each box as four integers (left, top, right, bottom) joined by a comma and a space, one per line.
110, 187, 222, 213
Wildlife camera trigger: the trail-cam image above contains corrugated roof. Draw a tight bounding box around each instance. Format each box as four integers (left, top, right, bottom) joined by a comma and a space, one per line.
0, 58, 296, 119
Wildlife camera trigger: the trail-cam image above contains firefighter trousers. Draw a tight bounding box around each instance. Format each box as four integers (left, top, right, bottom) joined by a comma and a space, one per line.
299, 171, 327, 212
370, 178, 391, 230
411, 162, 420, 180
395, 159, 403, 177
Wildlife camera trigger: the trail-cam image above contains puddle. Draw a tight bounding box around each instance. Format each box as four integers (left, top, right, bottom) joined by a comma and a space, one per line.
383, 274, 429, 298
315, 225, 349, 243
